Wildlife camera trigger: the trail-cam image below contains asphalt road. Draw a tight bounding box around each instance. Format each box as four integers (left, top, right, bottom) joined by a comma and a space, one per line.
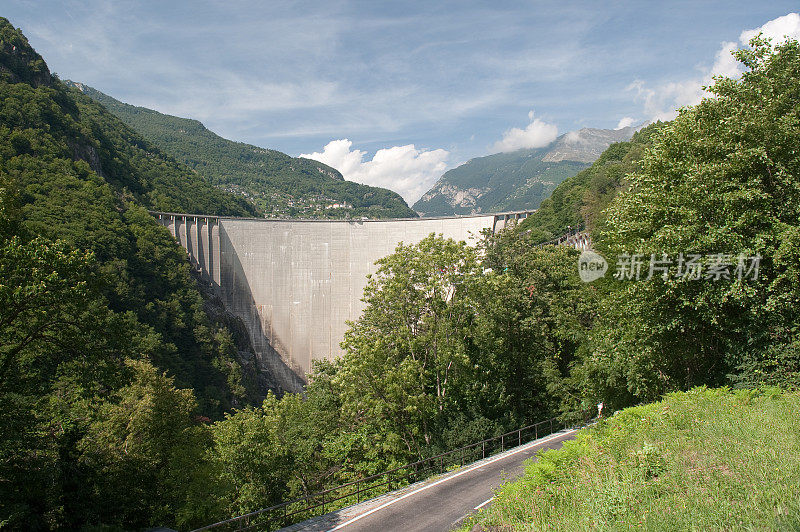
322, 428, 578, 532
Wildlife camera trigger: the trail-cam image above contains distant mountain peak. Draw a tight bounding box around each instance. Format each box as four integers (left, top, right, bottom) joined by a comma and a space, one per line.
541, 126, 640, 163
413, 125, 641, 216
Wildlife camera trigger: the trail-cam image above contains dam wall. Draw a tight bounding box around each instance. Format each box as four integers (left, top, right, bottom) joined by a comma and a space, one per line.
153, 211, 532, 392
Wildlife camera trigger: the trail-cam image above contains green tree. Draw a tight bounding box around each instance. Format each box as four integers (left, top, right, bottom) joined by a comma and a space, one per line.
0, 237, 100, 390
591, 36, 800, 407
210, 396, 295, 516
0, 233, 137, 529
479, 228, 600, 421
1, 18, 268, 528
78, 359, 213, 529
337, 234, 484, 461
208, 360, 345, 521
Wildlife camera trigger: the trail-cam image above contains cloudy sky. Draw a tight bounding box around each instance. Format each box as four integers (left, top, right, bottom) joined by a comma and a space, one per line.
5, 1, 800, 203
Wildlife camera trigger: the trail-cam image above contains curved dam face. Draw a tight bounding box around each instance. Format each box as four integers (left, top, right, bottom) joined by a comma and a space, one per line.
153, 211, 532, 392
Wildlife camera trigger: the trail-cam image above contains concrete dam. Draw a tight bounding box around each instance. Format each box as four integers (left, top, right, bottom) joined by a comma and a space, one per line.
153, 211, 533, 392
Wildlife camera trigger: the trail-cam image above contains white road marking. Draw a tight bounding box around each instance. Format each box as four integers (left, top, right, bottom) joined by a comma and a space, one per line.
325, 428, 578, 531
474, 496, 494, 510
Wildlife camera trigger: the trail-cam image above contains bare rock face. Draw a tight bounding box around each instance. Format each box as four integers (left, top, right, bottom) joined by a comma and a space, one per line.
542, 126, 639, 163
70, 142, 106, 178
414, 125, 642, 217
420, 184, 487, 213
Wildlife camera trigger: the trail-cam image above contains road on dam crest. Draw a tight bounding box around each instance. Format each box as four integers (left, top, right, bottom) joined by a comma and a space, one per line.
287, 428, 578, 532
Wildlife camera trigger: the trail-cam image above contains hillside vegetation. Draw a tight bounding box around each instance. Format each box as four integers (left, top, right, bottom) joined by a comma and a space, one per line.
518, 123, 665, 242
413, 127, 636, 216
464, 387, 800, 531
3, 13, 800, 532
0, 17, 275, 529
67, 82, 417, 219
414, 148, 588, 215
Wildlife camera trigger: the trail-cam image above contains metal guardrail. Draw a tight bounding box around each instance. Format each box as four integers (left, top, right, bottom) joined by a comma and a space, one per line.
192, 416, 575, 532
532, 224, 588, 248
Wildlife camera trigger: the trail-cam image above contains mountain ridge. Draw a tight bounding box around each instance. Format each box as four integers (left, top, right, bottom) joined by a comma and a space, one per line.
542, 125, 640, 162
66, 81, 418, 219
413, 125, 640, 216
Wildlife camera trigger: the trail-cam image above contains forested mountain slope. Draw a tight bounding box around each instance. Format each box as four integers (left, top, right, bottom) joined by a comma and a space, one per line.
413, 126, 638, 216
518, 123, 666, 241
66, 81, 417, 219
1, 17, 284, 526
0, 17, 271, 416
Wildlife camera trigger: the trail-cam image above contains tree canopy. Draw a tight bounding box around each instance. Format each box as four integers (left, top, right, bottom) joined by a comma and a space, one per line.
588, 36, 800, 405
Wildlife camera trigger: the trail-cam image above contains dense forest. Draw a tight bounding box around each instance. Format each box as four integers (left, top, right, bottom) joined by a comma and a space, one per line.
0, 17, 275, 528
66, 82, 417, 219
2, 15, 799, 531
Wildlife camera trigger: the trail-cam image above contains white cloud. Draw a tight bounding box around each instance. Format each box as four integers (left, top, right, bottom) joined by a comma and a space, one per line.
491, 111, 559, 153
627, 78, 705, 122
740, 12, 800, 44
615, 116, 636, 130
631, 13, 800, 122
300, 139, 449, 205
709, 41, 741, 79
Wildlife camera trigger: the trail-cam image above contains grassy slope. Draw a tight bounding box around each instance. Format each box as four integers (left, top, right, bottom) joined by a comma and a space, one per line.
464, 387, 800, 531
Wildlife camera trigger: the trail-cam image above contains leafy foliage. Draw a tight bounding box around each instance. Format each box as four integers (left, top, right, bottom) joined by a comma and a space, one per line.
77, 360, 213, 529
589, 36, 800, 406
479, 228, 601, 420
0, 18, 50, 87
1, 15, 261, 414
518, 123, 665, 242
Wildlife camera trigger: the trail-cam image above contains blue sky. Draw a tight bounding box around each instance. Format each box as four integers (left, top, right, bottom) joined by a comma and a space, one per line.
5, 1, 800, 202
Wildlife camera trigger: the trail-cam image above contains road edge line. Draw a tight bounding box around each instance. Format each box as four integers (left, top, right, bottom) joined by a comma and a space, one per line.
325, 428, 578, 531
